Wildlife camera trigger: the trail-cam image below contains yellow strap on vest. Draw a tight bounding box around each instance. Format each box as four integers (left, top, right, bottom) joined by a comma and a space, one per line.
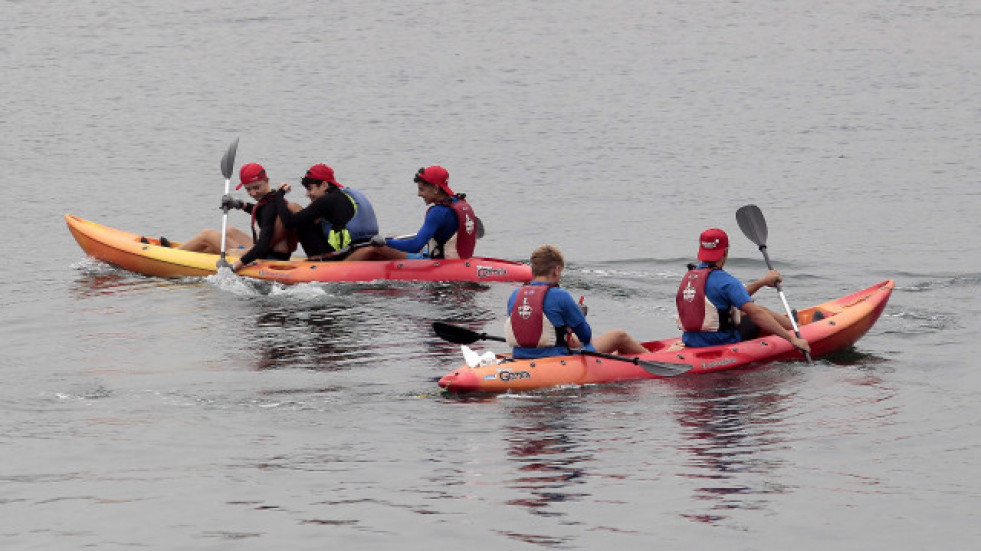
326, 190, 358, 250
327, 229, 352, 250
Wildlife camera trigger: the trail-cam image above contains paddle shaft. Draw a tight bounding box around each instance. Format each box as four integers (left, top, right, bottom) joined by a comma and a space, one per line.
572, 348, 691, 377
217, 138, 239, 269
431, 322, 690, 377
307, 236, 387, 261
218, 176, 232, 265
757, 243, 812, 362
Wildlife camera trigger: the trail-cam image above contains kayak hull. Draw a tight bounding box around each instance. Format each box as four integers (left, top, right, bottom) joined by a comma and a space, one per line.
66, 214, 532, 283
438, 280, 895, 393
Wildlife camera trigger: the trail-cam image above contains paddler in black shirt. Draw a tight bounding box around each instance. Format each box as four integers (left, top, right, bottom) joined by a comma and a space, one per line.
229, 163, 300, 271
176, 163, 299, 270
273, 163, 374, 261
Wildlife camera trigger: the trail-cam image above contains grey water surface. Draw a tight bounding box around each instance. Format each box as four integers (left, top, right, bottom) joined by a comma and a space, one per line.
3, 0, 980, 549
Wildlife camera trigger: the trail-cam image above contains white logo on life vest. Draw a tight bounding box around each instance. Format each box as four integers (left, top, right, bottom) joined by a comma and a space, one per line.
517, 296, 534, 319
465, 214, 475, 235
682, 281, 696, 303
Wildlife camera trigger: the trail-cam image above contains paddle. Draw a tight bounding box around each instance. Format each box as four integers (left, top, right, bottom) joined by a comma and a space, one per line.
432, 322, 692, 377
735, 204, 812, 363
217, 137, 239, 269
306, 235, 387, 261
432, 321, 506, 344
386, 216, 485, 242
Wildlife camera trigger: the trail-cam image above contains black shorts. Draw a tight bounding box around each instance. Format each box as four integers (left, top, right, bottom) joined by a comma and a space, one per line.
737, 317, 761, 341
264, 251, 292, 261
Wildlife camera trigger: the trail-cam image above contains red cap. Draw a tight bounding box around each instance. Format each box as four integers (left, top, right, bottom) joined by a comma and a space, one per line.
304, 163, 341, 187
697, 228, 729, 262
237, 163, 267, 190
415, 165, 453, 196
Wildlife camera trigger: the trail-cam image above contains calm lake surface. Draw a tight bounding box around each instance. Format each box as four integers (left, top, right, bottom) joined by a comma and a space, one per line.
3, 0, 980, 548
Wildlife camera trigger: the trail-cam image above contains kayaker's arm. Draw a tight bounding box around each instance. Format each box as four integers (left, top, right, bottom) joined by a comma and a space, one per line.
740, 301, 811, 353
275, 190, 354, 229
386, 208, 450, 253
237, 205, 278, 266
566, 321, 592, 348
745, 270, 782, 296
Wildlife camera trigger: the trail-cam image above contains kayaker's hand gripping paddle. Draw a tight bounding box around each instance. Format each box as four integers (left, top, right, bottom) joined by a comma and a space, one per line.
736, 204, 812, 363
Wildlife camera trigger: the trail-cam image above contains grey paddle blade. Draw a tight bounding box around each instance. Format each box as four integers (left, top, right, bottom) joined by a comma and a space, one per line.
576, 349, 693, 377
220, 137, 239, 180
736, 204, 768, 247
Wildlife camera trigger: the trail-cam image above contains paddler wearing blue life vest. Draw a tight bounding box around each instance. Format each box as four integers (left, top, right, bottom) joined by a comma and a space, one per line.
345, 165, 477, 261
505, 245, 648, 360
273, 163, 380, 261
676, 228, 811, 354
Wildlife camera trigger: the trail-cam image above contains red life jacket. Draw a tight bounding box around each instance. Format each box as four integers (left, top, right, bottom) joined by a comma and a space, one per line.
676, 267, 736, 332
429, 196, 477, 259
505, 284, 566, 348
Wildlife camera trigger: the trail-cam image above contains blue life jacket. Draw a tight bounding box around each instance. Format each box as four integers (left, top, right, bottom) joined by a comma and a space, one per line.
321, 187, 379, 245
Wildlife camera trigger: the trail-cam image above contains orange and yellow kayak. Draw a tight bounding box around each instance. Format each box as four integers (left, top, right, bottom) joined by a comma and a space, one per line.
438, 280, 894, 393
66, 214, 532, 284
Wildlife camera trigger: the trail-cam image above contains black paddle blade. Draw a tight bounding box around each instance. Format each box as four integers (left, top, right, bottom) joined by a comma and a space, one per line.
736, 204, 768, 247
220, 137, 239, 179
433, 322, 482, 345
476, 217, 485, 239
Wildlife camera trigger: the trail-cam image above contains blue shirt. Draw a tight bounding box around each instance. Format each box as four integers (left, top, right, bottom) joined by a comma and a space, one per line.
386, 202, 457, 254
507, 282, 594, 359
682, 266, 754, 348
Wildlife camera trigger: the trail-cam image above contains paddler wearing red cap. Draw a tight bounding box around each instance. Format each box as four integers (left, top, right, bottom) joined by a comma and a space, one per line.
506, 244, 648, 360
676, 228, 810, 353
346, 165, 477, 261
175, 163, 300, 270
273, 163, 380, 261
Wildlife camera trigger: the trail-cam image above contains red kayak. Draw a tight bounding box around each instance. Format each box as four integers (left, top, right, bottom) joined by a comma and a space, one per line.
438, 280, 894, 393
66, 214, 532, 284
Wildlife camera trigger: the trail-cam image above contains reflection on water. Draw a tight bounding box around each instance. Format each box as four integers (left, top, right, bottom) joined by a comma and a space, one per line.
495, 395, 591, 548
670, 369, 797, 525
668, 363, 897, 526
68, 262, 499, 379
503, 400, 590, 517
238, 281, 494, 372
822, 346, 891, 367
70, 259, 197, 299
